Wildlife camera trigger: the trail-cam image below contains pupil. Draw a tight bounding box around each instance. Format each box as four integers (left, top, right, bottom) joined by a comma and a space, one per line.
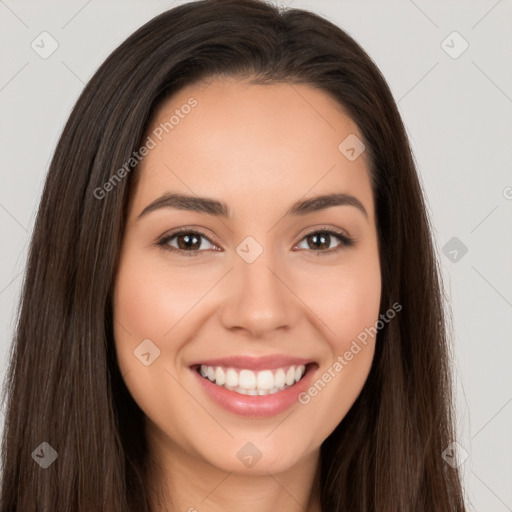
178, 233, 200, 250
309, 233, 329, 250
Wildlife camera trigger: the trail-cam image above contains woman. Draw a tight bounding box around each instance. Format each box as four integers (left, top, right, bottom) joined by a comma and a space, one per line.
0, 0, 467, 510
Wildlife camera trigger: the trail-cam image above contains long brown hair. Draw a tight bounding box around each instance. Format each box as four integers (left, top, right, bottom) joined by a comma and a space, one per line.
0, 0, 467, 510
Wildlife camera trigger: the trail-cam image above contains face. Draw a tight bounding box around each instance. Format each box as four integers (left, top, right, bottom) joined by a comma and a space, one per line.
113, 77, 381, 477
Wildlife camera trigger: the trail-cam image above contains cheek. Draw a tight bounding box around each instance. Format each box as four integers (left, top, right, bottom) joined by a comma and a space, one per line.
112, 250, 187, 381
333, 264, 381, 345
296, 250, 381, 348
293, 253, 381, 437
111, 250, 201, 434
113, 250, 209, 346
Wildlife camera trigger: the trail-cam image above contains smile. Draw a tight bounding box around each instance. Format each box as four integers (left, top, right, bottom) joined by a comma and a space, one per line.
198, 364, 307, 396
190, 355, 317, 417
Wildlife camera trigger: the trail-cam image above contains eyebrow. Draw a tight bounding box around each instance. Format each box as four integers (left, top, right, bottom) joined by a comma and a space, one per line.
137, 192, 368, 221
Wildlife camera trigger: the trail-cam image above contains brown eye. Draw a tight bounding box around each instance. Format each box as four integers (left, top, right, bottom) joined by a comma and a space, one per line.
175, 232, 202, 250
158, 230, 217, 254
156, 227, 354, 257
296, 229, 354, 255
305, 232, 334, 250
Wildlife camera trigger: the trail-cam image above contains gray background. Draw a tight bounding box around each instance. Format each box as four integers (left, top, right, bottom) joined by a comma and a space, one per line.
1, 0, 511, 509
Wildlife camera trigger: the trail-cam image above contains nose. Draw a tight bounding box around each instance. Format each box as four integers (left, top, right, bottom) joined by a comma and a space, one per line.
218, 248, 300, 339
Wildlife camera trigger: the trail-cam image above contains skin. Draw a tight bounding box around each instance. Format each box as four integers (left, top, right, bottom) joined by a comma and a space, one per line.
113, 77, 381, 512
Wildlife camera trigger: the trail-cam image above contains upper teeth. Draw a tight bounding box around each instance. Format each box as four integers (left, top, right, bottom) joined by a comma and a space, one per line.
199, 364, 306, 395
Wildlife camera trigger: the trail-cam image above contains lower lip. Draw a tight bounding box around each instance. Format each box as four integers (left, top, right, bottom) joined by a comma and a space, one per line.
192, 364, 317, 418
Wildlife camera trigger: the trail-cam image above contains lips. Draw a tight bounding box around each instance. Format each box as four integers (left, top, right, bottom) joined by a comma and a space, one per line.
189, 355, 318, 417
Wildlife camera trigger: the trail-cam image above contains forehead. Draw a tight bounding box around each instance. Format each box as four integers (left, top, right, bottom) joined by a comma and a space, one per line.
130, 78, 374, 224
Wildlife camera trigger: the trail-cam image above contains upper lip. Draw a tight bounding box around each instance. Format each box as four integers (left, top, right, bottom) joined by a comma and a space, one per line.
189, 355, 315, 371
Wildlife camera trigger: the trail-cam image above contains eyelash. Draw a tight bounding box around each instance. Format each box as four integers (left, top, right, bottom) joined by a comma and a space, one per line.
155, 226, 355, 257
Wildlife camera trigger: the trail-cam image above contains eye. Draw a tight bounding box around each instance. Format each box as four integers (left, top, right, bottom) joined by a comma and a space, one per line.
156, 230, 218, 256
155, 227, 355, 257
295, 228, 354, 256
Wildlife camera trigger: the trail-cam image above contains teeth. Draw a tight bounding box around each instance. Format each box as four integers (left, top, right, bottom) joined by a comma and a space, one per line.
198, 364, 307, 395
239, 369, 256, 390
285, 367, 296, 386
295, 365, 305, 382
256, 370, 274, 390
225, 368, 238, 387
274, 368, 285, 388
215, 367, 225, 386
